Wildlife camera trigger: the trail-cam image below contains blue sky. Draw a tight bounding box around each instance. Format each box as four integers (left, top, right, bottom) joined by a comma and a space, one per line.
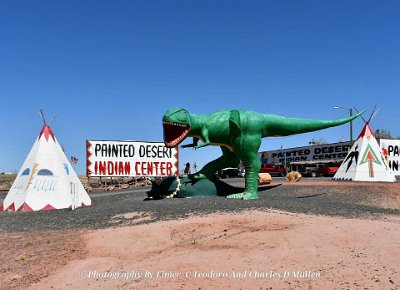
1, 0, 399, 174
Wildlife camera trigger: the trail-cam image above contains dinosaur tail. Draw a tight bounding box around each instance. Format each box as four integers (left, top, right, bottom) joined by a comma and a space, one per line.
262, 110, 365, 137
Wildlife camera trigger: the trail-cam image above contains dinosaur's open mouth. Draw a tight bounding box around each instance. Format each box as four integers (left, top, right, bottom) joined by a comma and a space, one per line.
163, 121, 190, 147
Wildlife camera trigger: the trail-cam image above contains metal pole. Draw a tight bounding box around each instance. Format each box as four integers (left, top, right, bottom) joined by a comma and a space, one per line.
350, 108, 353, 144
334, 106, 354, 144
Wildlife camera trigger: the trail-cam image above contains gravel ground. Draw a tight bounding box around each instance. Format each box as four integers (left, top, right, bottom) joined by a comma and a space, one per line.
1, 178, 399, 233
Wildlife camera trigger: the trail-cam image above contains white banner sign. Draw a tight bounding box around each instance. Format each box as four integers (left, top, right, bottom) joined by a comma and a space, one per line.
380, 139, 400, 176
86, 140, 178, 177
259, 141, 352, 164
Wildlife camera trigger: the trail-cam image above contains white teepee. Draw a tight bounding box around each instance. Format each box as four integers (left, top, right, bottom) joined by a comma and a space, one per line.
333, 123, 396, 182
1, 118, 91, 211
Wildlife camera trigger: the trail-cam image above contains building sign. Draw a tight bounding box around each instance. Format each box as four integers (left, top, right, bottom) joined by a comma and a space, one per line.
380, 139, 400, 176
259, 141, 352, 164
86, 140, 178, 177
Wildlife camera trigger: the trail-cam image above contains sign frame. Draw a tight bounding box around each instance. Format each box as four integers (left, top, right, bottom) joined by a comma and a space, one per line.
86, 140, 179, 177
380, 138, 400, 176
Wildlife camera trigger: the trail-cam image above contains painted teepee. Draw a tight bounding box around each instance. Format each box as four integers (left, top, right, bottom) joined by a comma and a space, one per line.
0, 111, 92, 211
333, 115, 395, 182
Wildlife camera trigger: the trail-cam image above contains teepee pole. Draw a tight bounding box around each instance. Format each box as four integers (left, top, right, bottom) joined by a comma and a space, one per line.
48, 114, 57, 126
39, 109, 47, 125
354, 108, 368, 124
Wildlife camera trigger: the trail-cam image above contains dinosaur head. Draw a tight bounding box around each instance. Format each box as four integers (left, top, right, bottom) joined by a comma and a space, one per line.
162, 108, 191, 147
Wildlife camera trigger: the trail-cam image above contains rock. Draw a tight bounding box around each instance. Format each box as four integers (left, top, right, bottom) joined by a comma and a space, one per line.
258, 173, 272, 185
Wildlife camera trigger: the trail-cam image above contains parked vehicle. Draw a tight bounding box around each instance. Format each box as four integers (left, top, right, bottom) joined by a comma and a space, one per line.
220, 167, 244, 178
297, 164, 319, 177
318, 162, 341, 177
237, 169, 245, 178
259, 164, 287, 177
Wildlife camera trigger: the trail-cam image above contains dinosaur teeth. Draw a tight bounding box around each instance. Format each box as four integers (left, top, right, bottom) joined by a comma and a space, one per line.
163, 121, 190, 147
163, 121, 188, 128
165, 128, 190, 147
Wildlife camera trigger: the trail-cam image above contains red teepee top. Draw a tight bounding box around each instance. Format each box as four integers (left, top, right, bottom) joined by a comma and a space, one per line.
357, 124, 374, 140
38, 125, 56, 142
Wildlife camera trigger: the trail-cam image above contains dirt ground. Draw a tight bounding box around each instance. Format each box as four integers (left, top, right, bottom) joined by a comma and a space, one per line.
0, 231, 87, 290
1, 209, 399, 290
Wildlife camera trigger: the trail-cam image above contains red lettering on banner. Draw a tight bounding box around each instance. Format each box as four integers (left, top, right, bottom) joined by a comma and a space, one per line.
141, 162, 147, 175
133, 161, 174, 176
135, 162, 140, 176
107, 161, 114, 175
99, 161, 106, 175
153, 162, 159, 174
166, 162, 173, 175
124, 162, 130, 175
118, 161, 123, 175
160, 162, 165, 175
94, 161, 131, 176
94, 160, 174, 176
147, 162, 153, 175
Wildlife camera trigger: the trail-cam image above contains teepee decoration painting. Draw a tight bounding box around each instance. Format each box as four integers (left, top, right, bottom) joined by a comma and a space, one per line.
0, 110, 92, 212
333, 108, 396, 182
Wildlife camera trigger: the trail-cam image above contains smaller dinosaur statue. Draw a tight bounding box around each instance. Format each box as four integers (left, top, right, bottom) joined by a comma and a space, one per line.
146, 175, 281, 200
163, 108, 364, 200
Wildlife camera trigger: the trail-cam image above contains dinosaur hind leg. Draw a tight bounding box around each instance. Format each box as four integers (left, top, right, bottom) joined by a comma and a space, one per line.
226, 155, 261, 200
196, 147, 240, 179
227, 135, 262, 200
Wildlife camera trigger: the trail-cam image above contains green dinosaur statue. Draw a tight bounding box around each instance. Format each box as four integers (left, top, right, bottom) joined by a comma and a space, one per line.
163, 108, 364, 200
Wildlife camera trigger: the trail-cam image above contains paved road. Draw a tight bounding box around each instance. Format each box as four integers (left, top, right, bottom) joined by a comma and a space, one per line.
0, 177, 399, 232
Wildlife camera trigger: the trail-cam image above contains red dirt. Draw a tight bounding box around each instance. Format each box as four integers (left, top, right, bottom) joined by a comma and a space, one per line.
2, 180, 400, 290
0, 231, 87, 290
0, 210, 394, 290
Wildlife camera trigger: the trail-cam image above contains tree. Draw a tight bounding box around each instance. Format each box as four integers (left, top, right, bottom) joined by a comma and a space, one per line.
375, 129, 393, 139
309, 137, 328, 145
